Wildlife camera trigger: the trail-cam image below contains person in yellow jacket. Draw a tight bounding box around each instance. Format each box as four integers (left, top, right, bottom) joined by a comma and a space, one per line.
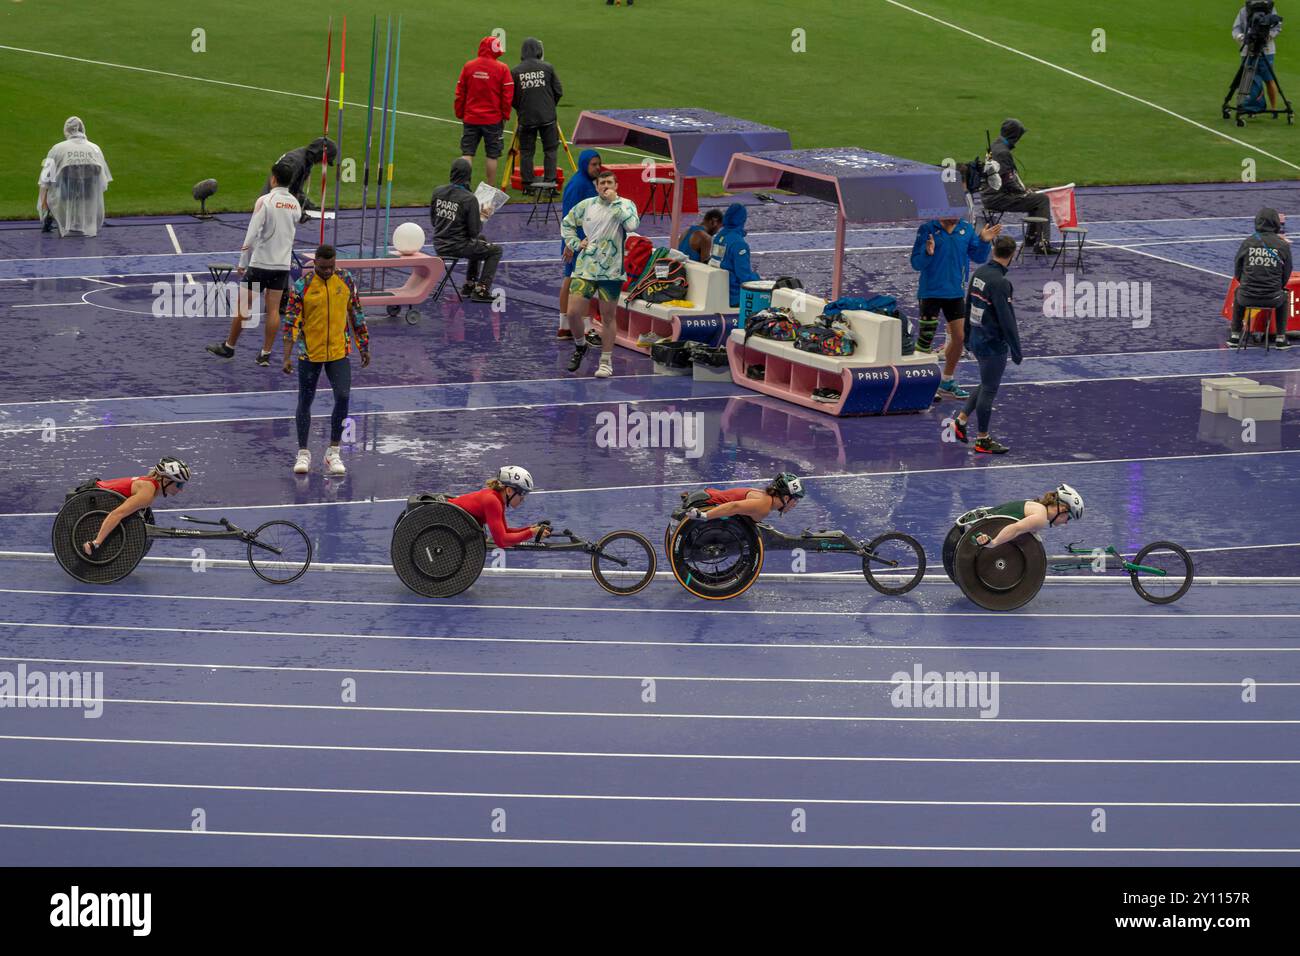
281, 245, 371, 476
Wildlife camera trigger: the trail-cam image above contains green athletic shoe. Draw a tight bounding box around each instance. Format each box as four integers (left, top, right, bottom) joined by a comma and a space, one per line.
938, 379, 970, 400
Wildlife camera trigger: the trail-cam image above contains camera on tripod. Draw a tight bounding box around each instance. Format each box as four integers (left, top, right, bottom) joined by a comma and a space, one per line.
1245, 0, 1283, 54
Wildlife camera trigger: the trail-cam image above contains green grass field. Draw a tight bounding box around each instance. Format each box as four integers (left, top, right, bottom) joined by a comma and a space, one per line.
3, 0, 1298, 218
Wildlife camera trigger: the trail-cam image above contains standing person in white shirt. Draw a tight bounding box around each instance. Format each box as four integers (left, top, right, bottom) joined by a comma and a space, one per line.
206, 161, 300, 365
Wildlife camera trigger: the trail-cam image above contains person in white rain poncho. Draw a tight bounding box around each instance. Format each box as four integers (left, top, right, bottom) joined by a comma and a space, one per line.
38, 117, 112, 237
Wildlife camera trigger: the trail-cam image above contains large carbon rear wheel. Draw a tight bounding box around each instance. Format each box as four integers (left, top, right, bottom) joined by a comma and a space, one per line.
52, 489, 148, 585
942, 523, 962, 583
668, 516, 764, 600
953, 516, 1046, 611
390, 501, 486, 598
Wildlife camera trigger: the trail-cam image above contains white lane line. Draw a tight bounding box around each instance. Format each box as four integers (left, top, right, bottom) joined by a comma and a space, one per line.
4, 446, 1300, 519
20, 693, 1298, 723
0, 391, 742, 434
997, 367, 1296, 388
3, 587, 1299, 621
4, 621, 1296, 653
1089, 239, 1234, 279
3, 654, 1291, 687
0, 821, 1292, 853
2, 777, 1296, 808
0, 373, 664, 408
4, 733, 1297, 764
11, 302, 88, 309
0, 44, 650, 163
163, 224, 195, 286
80, 276, 125, 288
885, 0, 1300, 171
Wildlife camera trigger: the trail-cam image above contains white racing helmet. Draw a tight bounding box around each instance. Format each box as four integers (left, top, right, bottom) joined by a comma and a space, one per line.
497, 466, 535, 495
1056, 483, 1084, 521
157, 456, 191, 483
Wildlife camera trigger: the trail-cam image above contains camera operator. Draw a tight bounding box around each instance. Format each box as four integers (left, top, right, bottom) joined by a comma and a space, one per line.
1234, 0, 1284, 110
980, 119, 1058, 256
1229, 206, 1292, 350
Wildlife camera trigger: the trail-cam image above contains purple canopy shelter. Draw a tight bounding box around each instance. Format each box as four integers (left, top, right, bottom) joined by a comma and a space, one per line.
722, 147, 968, 299
570, 109, 791, 246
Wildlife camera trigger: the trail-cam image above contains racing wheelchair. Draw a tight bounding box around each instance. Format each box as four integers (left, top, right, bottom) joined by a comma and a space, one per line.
941, 507, 1194, 611
390, 494, 656, 598
664, 491, 926, 601
53, 484, 313, 585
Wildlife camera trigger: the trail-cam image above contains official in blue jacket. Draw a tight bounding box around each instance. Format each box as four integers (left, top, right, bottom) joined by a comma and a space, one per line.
708, 203, 761, 307
911, 217, 1000, 399
951, 234, 1022, 456
557, 148, 602, 338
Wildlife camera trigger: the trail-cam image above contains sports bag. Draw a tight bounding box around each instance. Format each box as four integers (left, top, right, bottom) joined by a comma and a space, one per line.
822, 295, 914, 356
795, 324, 855, 356
621, 235, 654, 290
627, 251, 690, 303
743, 306, 796, 344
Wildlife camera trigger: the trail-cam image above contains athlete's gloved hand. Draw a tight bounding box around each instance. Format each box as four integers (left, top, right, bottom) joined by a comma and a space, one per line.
532, 521, 552, 543
974, 533, 992, 548
685, 508, 704, 520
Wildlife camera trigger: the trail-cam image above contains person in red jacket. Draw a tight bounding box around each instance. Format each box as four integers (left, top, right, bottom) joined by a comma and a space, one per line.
455, 36, 515, 185
448, 465, 550, 549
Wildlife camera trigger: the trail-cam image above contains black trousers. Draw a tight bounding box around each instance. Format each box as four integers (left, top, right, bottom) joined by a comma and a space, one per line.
517, 122, 560, 186
1232, 288, 1290, 336
983, 190, 1052, 245
443, 239, 504, 287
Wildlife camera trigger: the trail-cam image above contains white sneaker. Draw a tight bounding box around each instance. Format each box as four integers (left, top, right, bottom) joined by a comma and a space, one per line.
594, 354, 614, 378
323, 446, 346, 476
293, 449, 311, 474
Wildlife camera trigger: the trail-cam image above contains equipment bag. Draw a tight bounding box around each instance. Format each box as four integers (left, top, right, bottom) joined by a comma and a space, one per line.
621, 235, 654, 290
690, 346, 729, 368
822, 294, 914, 355
743, 307, 796, 344
650, 340, 699, 369
795, 324, 856, 356
627, 249, 689, 303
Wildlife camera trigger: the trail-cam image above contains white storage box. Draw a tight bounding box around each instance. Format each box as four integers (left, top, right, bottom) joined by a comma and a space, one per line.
1227, 383, 1285, 422
1201, 377, 1257, 413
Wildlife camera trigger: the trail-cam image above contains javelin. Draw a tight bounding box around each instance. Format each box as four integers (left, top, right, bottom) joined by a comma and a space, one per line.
317, 17, 333, 245
331, 16, 347, 246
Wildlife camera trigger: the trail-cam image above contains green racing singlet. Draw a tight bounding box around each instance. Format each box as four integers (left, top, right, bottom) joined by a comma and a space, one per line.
987, 500, 1030, 521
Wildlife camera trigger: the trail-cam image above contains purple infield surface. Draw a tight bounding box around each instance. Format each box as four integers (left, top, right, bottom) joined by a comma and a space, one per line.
1, 181, 1298, 865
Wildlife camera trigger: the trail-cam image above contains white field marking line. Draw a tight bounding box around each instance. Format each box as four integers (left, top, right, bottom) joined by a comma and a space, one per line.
0, 45, 652, 163
163, 224, 194, 285
0, 391, 743, 434
997, 367, 1296, 388
1088, 239, 1234, 279
4, 655, 1292, 688
11, 302, 89, 309
0, 347, 1244, 409
0, 822, 1293, 853
4, 587, 1300, 621
21, 693, 1300, 724
0, 550, 1278, 588
6, 732, 1299, 765
3, 777, 1297, 809
80, 276, 124, 288
886, 0, 1300, 171
1103, 236, 1241, 249
4, 621, 1297, 654
4, 446, 1300, 520
0, 373, 664, 408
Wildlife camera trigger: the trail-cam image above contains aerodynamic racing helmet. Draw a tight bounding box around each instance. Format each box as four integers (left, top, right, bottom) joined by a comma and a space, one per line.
157, 457, 191, 484
773, 472, 805, 500
1056, 483, 1084, 521
497, 466, 535, 495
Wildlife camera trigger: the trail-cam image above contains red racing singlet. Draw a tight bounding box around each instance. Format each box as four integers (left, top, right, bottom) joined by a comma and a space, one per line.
705, 487, 758, 506
448, 487, 536, 548
95, 475, 161, 497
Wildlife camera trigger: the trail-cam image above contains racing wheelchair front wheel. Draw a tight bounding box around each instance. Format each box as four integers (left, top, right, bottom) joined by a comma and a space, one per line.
861, 532, 926, 596
590, 530, 656, 596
